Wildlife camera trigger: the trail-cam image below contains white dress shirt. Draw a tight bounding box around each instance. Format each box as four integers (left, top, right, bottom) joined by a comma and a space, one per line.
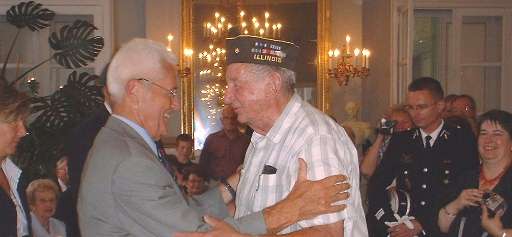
235, 94, 368, 235
1, 158, 29, 237
419, 120, 444, 148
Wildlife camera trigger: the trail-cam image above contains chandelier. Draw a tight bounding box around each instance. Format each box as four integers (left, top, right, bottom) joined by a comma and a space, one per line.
328, 35, 370, 86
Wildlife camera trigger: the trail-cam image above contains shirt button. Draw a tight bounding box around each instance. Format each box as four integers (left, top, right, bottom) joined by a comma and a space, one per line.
445, 170, 450, 174
423, 168, 428, 173
422, 184, 427, 189
444, 179, 450, 184
420, 201, 426, 205
404, 170, 408, 175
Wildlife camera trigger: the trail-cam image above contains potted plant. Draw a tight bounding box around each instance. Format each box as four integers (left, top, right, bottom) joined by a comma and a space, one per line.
0, 1, 105, 180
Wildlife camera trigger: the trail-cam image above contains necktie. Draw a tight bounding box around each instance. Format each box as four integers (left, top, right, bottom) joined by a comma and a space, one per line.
425, 135, 432, 150
154, 141, 187, 202
154, 141, 174, 177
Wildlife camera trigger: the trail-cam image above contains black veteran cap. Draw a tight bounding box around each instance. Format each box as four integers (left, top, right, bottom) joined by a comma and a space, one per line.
226, 35, 300, 71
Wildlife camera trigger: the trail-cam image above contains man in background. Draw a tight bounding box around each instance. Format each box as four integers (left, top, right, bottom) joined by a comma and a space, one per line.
451, 94, 478, 135
200, 106, 250, 180
368, 77, 479, 237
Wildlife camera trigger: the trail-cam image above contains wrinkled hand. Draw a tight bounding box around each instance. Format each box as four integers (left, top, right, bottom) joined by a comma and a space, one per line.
262, 158, 351, 234
174, 216, 248, 237
454, 189, 483, 210
388, 220, 423, 237
286, 158, 350, 221
481, 204, 505, 237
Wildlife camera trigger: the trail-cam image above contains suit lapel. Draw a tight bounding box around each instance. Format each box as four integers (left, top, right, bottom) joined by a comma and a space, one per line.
432, 123, 450, 150
411, 128, 424, 150
106, 117, 188, 202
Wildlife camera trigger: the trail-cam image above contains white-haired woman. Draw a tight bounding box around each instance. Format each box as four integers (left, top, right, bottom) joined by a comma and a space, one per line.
27, 179, 66, 237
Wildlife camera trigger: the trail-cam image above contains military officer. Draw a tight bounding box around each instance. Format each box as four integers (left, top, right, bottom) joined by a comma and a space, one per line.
368, 77, 479, 237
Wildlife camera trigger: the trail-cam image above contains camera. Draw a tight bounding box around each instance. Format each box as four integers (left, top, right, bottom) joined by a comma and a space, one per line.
482, 191, 507, 217
377, 118, 397, 135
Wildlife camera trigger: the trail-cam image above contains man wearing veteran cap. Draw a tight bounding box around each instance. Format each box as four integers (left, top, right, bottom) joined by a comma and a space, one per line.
196, 35, 368, 236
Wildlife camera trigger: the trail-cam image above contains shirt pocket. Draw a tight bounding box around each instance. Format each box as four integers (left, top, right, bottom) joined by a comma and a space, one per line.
253, 174, 283, 211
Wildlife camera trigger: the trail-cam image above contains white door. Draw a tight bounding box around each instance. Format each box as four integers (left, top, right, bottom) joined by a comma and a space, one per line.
408, 6, 512, 113
391, 0, 415, 104
452, 9, 512, 113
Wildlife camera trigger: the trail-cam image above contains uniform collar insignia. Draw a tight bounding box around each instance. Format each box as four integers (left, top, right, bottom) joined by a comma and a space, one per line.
412, 129, 420, 139
440, 129, 450, 140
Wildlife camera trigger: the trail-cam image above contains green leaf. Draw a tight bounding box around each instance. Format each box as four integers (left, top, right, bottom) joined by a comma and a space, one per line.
49, 20, 104, 69
6, 1, 55, 31
31, 89, 79, 131
61, 71, 103, 115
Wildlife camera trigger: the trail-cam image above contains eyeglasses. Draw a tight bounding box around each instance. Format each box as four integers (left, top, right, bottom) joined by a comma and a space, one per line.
405, 103, 437, 112
137, 78, 178, 98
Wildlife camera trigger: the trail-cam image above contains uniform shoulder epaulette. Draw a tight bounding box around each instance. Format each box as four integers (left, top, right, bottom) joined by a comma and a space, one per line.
409, 129, 420, 140
440, 129, 451, 140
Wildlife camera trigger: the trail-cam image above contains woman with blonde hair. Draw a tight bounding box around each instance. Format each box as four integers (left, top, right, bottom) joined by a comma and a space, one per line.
360, 105, 414, 177
26, 179, 66, 237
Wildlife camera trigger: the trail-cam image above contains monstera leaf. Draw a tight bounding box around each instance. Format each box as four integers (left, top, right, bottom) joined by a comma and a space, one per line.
2, 1, 55, 79
16, 127, 63, 177
6, 1, 55, 31
49, 20, 104, 69
31, 91, 78, 131
60, 71, 103, 115
4, 2, 106, 180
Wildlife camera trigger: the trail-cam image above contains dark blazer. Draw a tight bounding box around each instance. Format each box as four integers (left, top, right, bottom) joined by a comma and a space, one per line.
55, 105, 110, 237
368, 122, 479, 237
440, 168, 512, 236
0, 167, 32, 237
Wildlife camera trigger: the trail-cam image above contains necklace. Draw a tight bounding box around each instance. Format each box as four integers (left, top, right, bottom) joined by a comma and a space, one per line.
479, 164, 510, 188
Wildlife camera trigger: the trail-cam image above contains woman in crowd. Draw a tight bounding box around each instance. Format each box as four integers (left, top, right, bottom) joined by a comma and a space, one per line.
0, 86, 32, 237
360, 105, 414, 177
27, 179, 66, 237
182, 164, 232, 218
358, 105, 414, 213
438, 109, 512, 236
182, 164, 208, 196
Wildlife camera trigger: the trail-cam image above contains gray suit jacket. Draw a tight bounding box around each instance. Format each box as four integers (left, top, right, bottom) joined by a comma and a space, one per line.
78, 117, 266, 237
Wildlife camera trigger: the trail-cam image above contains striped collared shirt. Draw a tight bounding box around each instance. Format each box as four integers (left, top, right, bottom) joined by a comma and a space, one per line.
235, 94, 368, 235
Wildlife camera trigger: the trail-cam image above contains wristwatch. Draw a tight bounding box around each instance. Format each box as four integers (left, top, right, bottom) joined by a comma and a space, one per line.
220, 178, 236, 200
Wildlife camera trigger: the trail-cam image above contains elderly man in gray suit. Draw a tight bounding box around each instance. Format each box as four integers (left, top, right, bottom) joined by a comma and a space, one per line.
78, 38, 350, 237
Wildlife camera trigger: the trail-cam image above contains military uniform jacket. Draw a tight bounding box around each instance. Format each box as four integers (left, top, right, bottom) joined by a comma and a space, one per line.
368, 122, 479, 237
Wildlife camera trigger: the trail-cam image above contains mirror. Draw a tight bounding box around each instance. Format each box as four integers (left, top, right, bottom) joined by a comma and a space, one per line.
181, 0, 330, 148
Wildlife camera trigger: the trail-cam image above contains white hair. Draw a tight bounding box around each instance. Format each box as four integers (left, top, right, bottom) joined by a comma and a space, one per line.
107, 38, 178, 103
243, 64, 296, 93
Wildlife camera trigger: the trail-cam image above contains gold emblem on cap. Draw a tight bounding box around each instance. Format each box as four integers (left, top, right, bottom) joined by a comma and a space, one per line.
235, 48, 240, 54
